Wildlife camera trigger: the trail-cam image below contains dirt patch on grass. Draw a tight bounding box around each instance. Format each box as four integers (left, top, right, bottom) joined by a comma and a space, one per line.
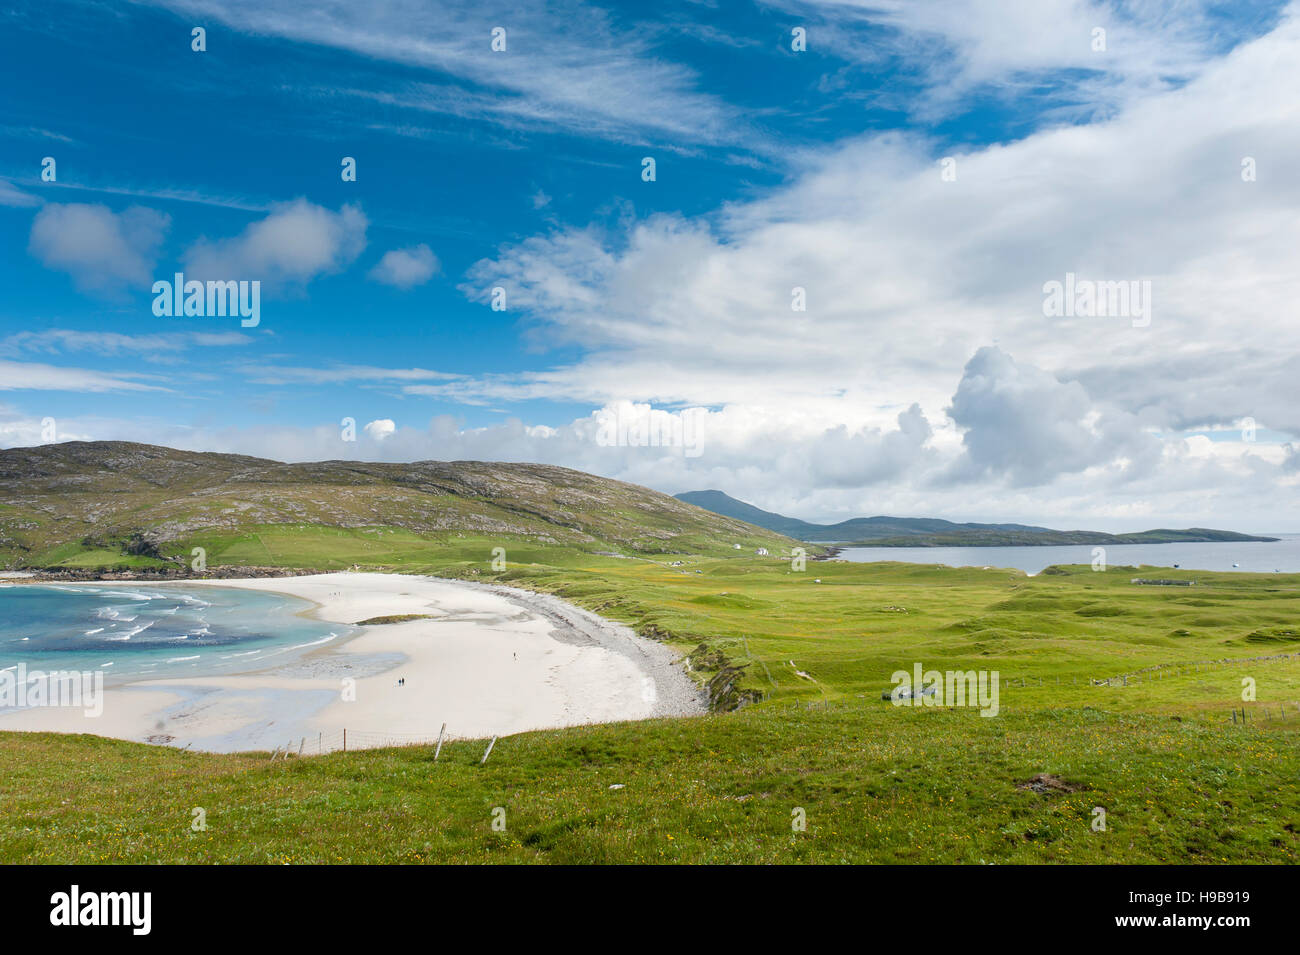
1017, 773, 1086, 794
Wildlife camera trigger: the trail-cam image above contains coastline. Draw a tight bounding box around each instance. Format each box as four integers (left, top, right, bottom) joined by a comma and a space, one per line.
0, 572, 706, 753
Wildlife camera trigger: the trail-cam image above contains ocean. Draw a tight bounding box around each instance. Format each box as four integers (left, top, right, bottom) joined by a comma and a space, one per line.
0, 583, 352, 685
836, 533, 1300, 575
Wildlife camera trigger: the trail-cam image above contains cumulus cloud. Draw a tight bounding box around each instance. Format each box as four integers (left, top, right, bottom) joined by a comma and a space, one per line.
184, 199, 367, 286
363, 418, 396, 441
456, 8, 1300, 506
368, 244, 438, 288
28, 203, 170, 294
9, 384, 1290, 531
945, 347, 1158, 486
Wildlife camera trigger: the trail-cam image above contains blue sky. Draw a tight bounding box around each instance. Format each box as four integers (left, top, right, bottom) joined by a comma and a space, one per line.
2, 0, 1298, 530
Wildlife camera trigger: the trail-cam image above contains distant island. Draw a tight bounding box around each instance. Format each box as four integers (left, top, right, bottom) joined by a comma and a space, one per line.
674, 490, 1280, 547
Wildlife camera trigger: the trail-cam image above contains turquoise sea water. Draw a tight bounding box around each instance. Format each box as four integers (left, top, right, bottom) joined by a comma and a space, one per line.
838, 534, 1300, 575
0, 583, 352, 685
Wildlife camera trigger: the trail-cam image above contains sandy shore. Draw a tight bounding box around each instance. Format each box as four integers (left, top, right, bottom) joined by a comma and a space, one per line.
0, 572, 705, 752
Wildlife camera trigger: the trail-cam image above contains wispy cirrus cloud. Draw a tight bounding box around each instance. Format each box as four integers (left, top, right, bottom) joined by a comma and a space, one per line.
0, 124, 77, 143
0, 359, 170, 393
39, 178, 276, 213
768, 0, 1284, 117
139, 0, 757, 149
0, 178, 39, 207
0, 329, 254, 358
238, 363, 461, 386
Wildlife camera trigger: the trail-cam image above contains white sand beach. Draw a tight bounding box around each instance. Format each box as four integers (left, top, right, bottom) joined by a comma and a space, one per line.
0, 573, 704, 752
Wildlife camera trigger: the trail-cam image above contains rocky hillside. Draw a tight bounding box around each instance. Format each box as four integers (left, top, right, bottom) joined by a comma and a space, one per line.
0, 442, 795, 569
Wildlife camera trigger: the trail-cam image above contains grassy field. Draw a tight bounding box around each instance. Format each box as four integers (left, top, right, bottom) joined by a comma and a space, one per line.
3, 541, 1299, 864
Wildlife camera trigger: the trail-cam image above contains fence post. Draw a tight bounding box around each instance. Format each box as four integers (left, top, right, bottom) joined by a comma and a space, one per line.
299, 737, 305, 756
434, 723, 447, 762
481, 736, 497, 765
343, 728, 347, 752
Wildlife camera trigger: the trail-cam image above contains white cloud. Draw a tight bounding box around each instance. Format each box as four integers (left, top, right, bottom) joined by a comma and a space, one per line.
368, 244, 439, 289
238, 364, 459, 386
0, 178, 39, 207
461, 9, 1300, 420
442, 8, 1300, 523
363, 419, 397, 441
8, 391, 1292, 532
0, 360, 169, 393
138, 0, 753, 149
1, 329, 253, 357
0, 408, 92, 447
944, 346, 1159, 486
772, 0, 1271, 117
28, 203, 170, 294
184, 199, 367, 286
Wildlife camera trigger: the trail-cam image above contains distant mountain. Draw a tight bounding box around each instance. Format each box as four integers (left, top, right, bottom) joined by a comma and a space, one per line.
674, 490, 1279, 546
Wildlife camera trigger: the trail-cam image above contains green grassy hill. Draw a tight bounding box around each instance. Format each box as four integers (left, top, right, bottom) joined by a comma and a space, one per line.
0, 441, 797, 569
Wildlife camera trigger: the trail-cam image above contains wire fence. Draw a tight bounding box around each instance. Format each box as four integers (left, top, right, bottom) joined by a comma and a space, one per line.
987, 651, 1300, 727
269, 650, 1300, 758
1089, 650, 1300, 687
989, 650, 1300, 691
267, 726, 451, 759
